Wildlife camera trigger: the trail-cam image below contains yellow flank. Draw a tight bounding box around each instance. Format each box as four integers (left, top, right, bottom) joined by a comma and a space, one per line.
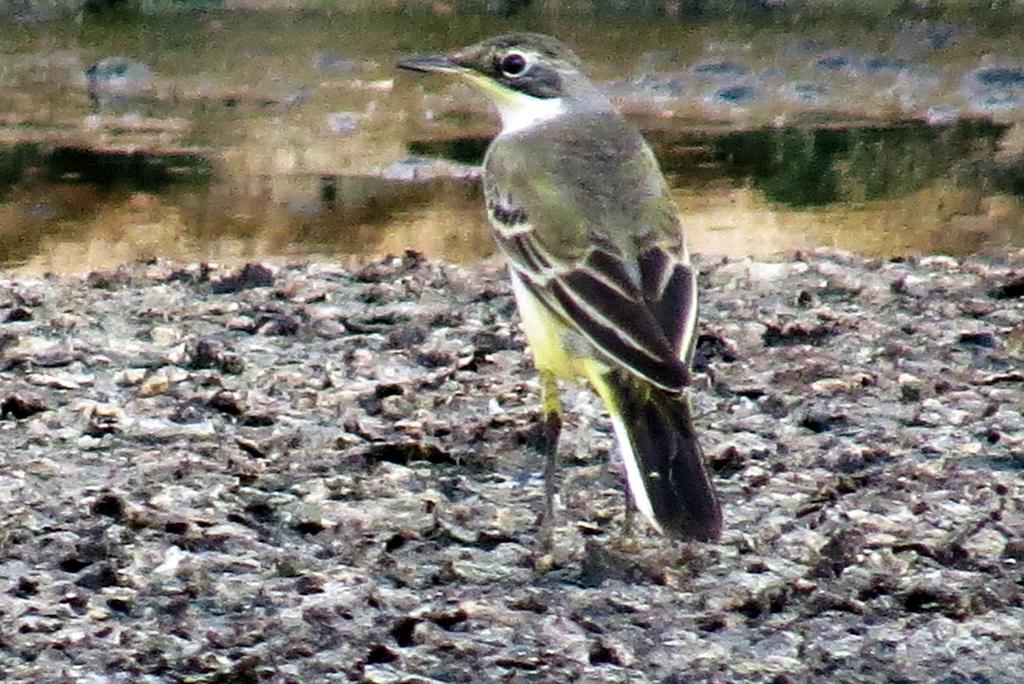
510, 273, 592, 382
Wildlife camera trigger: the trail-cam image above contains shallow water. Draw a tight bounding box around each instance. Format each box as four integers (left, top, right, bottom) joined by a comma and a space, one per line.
2, 10, 1024, 273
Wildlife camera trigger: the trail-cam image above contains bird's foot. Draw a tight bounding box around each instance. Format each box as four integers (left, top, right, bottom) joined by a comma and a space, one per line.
610, 501, 643, 553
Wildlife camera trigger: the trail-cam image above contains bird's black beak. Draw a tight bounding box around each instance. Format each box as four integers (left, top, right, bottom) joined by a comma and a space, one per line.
395, 54, 461, 74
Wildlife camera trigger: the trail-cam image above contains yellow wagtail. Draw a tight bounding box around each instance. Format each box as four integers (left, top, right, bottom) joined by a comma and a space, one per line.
398, 33, 722, 542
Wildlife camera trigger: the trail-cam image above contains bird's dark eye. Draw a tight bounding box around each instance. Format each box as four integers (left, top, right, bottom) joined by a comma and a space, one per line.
500, 52, 528, 77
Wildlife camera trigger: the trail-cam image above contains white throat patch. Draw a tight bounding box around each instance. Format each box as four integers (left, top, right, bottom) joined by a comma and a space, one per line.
461, 73, 567, 135
494, 92, 567, 135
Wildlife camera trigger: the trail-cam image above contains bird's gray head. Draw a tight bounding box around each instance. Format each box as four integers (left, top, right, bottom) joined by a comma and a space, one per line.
397, 33, 604, 133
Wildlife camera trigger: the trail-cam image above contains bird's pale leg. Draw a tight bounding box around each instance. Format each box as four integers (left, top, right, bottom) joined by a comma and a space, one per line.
611, 485, 643, 553
621, 492, 636, 538
538, 370, 562, 548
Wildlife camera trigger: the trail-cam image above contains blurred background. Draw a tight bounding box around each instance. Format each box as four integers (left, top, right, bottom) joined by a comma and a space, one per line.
2, 0, 1024, 274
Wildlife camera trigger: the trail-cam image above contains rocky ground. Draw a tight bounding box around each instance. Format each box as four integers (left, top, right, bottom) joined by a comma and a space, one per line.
0, 250, 1022, 683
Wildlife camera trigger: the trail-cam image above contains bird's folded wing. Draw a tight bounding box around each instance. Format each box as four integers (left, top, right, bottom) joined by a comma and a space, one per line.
635, 242, 699, 368
495, 225, 694, 393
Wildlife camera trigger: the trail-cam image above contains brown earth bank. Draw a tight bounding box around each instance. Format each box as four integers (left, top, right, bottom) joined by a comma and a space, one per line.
0, 249, 1022, 683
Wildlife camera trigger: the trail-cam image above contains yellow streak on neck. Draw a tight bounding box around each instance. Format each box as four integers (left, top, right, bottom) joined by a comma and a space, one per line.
461, 72, 566, 135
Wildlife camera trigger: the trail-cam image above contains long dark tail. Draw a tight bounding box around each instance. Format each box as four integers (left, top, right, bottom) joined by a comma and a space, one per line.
593, 369, 722, 541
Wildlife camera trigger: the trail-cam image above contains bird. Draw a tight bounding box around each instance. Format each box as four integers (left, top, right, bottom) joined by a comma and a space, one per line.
397, 33, 722, 542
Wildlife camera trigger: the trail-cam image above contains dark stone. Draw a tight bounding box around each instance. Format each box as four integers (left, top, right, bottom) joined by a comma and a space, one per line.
390, 617, 419, 647
164, 520, 189, 535
169, 399, 206, 425
386, 325, 427, 349
240, 413, 275, 427
259, 314, 300, 336
429, 608, 468, 631
32, 346, 75, 367
86, 270, 127, 289
1003, 539, 1024, 561
759, 394, 789, 418
184, 339, 221, 369
357, 393, 383, 416
1, 394, 47, 420
4, 307, 32, 322
901, 585, 965, 618
236, 437, 269, 459
207, 390, 243, 416
364, 442, 454, 467
989, 275, 1024, 299
710, 445, 747, 476
59, 556, 93, 573
762, 322, 837, 347
91, 493, 125, 519
692, 333, 738, 371
732, 386, 767, 400
470, 330, 513, 355
293, 519, 325, 535
578, 540, 648, 588
10, 576, 39, 598
958, 332, 996, 348
772, 675, 801, 684
589, 642, 623, 666
366, 644, 399, 665
800, 411, 847, 433
375, 383, 404, 399
384, 533, 408, 553
218, 352, 245, 375
210, 263, 275, 294
75, 563, 119, 590
736, 583, 793, 621
415, 349, 455, 368
353, 251, 425, 283
696, 613, 727, 632
812, 528, 866, 578
295, 575, 325, 595
244, 499, 276, 521
84, 413, 118, 437
183, 339, 245, 375
900, 384, 922, 402
107, 597, 133, 613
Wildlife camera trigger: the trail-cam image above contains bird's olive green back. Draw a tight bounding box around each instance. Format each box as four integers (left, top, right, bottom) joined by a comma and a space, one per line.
484, 110, 683, 266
